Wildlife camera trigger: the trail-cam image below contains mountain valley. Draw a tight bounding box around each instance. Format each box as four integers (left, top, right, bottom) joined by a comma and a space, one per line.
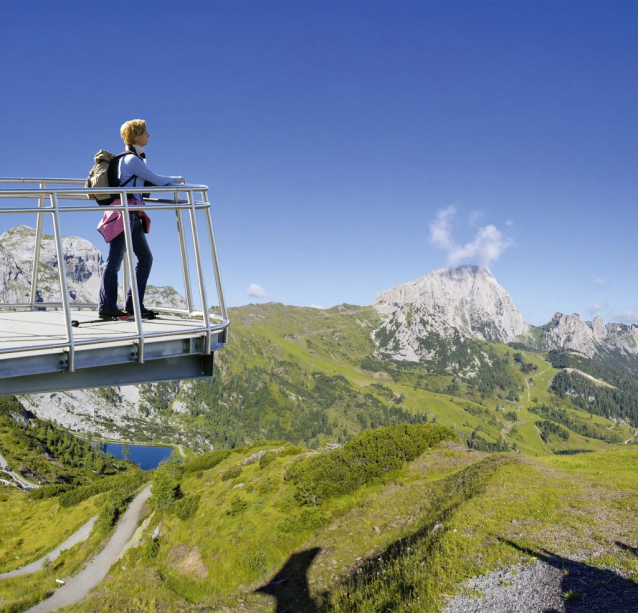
1, 226, 638, 612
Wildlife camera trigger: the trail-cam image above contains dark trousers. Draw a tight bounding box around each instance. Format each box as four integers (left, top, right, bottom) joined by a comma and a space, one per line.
98, 213, 153, 312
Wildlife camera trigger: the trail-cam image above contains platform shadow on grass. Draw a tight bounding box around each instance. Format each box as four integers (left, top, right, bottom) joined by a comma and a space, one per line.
615, 540, 638, 558
254, 547, 321, 613
256, 497, 467, 612
255, 458, 509, 612
501, 538, 638, 613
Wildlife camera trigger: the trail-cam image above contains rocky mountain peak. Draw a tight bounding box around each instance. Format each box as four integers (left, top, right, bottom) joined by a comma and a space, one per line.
592, 315, 607, 339
544, 312, 597, 357
374, 265, 530, 346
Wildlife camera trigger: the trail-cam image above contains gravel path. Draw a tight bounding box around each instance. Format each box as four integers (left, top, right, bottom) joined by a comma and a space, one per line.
0, 516, 96, 579
0, 445, 39, 490
26, 485, 152, 613
443, 554, 638, 613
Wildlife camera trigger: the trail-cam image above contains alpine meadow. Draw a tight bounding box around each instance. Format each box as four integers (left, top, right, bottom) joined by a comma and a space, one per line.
1, 235, 637, 611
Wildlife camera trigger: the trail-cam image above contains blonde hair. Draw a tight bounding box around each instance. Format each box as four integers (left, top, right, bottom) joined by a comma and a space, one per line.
120, 119, 147, 145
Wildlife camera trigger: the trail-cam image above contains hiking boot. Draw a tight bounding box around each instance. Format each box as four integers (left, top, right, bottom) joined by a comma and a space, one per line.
126, 307, 158, 320
98, 308, 128, 319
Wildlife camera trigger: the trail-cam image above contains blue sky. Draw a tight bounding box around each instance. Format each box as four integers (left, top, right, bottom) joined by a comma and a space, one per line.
1, 1, 638, 326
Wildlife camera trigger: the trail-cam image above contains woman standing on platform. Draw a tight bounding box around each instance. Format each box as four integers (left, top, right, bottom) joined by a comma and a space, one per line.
97, 119, 185, 319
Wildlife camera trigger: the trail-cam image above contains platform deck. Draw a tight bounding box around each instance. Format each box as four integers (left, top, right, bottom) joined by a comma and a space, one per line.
0, 310, 225, 394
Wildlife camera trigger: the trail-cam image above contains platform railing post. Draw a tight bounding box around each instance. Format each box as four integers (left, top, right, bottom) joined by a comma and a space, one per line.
29, 183, 46, 310
121, 191, 145, 364
202, 189, 228, 324
50, 192, 75, 373
122, 249, 130, 309
187, 189, 211, 353
175, 189, 194, 314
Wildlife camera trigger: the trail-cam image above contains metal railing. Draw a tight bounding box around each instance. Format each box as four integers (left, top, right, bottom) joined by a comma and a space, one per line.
0, 178, 229, 372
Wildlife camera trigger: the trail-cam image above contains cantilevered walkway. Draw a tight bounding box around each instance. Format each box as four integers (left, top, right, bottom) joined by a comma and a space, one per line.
0, 179, 229, 394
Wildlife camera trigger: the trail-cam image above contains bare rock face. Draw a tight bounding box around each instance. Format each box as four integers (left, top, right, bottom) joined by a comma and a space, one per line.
374, 266, 531, 360
592, 315, 607, 339
543, 313, 599, 358
0, 225, 188, 310
373, 265, 638, 371
541, 312, 638, 366
145, 285, 187, 310
0, 225, 104, 304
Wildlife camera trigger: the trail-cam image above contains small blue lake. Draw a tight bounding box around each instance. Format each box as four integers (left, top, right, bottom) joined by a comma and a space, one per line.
96, 443, 175, 470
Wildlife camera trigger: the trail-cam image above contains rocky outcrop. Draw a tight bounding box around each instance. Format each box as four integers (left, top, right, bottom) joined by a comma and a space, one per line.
375, 266, 530, 343
540, 312, 638, 370
0, 225, 188, 311
373, 266, 532, 361
542, 313, 599, 358
0, 225, 104, 305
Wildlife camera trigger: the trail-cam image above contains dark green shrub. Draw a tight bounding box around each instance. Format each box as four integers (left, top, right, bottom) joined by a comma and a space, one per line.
505, 411, 518, 422
259, 453, 276, 470
96, 490, 128, 532
59, 471, 149, 507
174, 494, 201, 520
221, 466, 242, 481
226, 494, 248, 515
144, 537, 160, 560
279, 445, 304, 457
182, 449, 231, 474
28, 483, 73, 500
277, 508, 329, 533
257, 477, 279, 496
150, 459, 183, 511
286, 423, 455, 505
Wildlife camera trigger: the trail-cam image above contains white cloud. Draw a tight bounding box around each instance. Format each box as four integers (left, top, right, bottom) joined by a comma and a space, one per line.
246, 283, 268, 298
310, 304, 325, 310
587, 303, 605, 315
505, 219, 514, 227
429, 207, 514, 268
429, 206, 456, 251
592, 275, 607, 287
610, 310, 638, 324
468, 210, 483, 226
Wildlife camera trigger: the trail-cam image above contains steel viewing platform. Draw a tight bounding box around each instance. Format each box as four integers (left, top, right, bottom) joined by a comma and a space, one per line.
0, 178, 229, 395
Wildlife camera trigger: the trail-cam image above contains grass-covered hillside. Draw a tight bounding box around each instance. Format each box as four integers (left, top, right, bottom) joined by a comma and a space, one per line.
0, 398, 150, 612
50, 423, 638, 613
161, 303, 637, 457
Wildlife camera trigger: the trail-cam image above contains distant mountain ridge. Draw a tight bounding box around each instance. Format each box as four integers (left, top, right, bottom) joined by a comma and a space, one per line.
1, 224, 638, 448
0, 225, 187, 309
374, 266, 530, 361
374, 265, 638, 373
540, 312, 638, 373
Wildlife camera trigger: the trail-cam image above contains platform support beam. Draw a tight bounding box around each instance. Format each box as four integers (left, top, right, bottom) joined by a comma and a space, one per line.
204, 194, 228, 322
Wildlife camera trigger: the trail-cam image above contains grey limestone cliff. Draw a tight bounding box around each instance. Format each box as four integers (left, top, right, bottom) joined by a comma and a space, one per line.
373, 266, 532, 361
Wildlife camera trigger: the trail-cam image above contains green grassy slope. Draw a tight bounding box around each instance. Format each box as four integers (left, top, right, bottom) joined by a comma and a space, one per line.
59, 425, 638, 613
167, 303, 634, 457
0, 399, 150, 612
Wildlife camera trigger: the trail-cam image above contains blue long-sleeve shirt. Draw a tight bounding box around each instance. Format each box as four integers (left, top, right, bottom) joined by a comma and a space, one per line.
118, 150, 182, 201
